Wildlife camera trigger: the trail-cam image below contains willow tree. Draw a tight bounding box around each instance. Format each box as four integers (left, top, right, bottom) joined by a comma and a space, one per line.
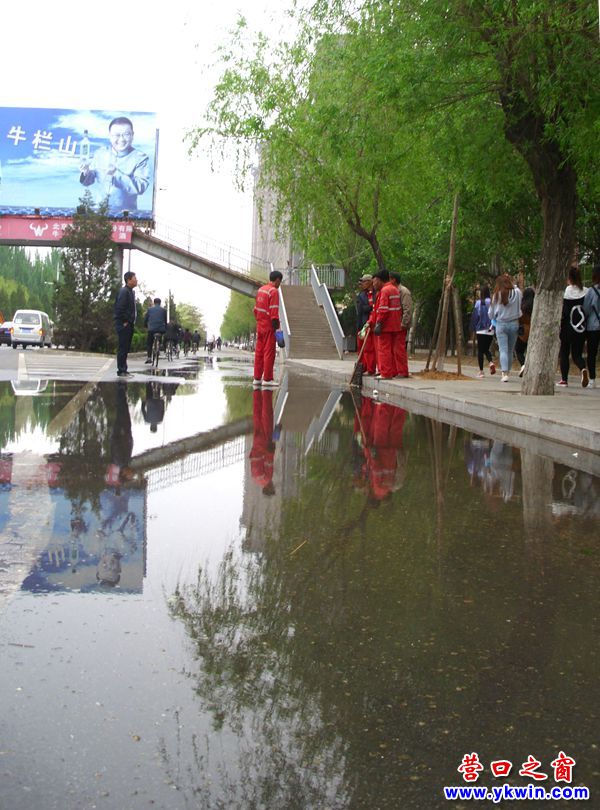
393, 0, 599, 393
188, 14, 445, 277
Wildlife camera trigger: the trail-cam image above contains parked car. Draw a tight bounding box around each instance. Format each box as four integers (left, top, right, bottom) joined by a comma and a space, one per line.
0, 321, 13, 346
11, 310, 53, 349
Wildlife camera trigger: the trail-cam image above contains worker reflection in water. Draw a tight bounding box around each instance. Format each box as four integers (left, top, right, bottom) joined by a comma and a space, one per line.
141, 381, 165, 433
354, 398, 407, 502
250, 389, 280, 495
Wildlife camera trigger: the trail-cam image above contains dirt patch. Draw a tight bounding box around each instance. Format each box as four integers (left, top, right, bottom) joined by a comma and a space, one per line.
412, 369, 472, 381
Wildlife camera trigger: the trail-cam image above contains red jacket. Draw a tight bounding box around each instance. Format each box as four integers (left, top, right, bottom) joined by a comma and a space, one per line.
254, 283, 280, 329
374, 282, 402, 332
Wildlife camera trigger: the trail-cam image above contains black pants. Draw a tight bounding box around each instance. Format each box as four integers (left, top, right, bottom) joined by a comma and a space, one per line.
476, 333, 494, 370
559, 329, 586, 381
515, 337, 527, 367
116, 324, 134, 373
587, 330, 600, 380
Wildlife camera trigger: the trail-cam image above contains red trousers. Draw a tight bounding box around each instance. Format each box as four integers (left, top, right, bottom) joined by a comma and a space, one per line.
375, 330, 408, 377
357, 330, 376, 374
253, 326, 276, 381
250, 390, 274, 488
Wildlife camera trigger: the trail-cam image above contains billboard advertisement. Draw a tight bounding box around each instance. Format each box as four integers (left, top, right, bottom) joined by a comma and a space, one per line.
0, 107, 158, 219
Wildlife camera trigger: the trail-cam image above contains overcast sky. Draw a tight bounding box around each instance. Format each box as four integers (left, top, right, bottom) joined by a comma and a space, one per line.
1, 0, 291, 334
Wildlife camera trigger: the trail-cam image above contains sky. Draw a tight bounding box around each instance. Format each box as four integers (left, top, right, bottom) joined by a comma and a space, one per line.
1, 0, 292, 335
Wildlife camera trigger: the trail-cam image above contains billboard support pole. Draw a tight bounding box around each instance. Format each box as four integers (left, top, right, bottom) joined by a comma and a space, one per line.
114, 245, 124, 281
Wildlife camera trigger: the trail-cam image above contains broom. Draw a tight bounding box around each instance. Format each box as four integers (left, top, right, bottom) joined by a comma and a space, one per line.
349, 325, 371, 388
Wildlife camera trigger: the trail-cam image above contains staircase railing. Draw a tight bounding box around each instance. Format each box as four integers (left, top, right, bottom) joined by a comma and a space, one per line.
273, 263, 291, 359
310, 265, 344, 359
284, 265, 345, 289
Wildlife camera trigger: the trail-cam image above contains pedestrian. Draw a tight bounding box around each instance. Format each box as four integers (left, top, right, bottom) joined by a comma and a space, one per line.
583, 265, 600, 389
355, 274, 377, 376
390, 272, 413, 347
557, 266, 588, 388
389, 272, 411, 370
488, 273, 522, 383
470, 285, 496, 378
114, 271, 137, 377
144, 297, 167, 363
368, 270, 408, 379
515, 286, 535, 377
253, 270, 283, 388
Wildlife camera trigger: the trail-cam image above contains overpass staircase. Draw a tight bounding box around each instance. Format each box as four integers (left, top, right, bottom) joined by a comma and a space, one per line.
282, 286, 340, 360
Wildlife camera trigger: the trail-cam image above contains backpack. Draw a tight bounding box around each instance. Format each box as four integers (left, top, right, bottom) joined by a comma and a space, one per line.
470, 300, 492, 333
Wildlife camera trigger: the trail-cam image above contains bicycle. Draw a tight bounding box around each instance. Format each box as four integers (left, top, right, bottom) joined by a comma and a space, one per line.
165, 339, 175, 362
151, 332, 162, 369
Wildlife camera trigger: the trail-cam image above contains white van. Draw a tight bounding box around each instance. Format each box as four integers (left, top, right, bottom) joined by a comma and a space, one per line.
11, 310, 53, 349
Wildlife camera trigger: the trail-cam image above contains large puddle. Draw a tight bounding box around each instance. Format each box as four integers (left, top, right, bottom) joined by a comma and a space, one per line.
0, 356, 598, 808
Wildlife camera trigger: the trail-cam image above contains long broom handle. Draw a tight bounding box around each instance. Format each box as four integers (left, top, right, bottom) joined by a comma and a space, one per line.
354, 324, 371, 365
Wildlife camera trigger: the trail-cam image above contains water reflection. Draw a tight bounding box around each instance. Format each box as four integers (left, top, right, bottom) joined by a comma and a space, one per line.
0, 373, 599, 807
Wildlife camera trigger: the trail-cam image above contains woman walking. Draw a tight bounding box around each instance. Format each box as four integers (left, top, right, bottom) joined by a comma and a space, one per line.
469, 285, 496, 378
557, 266, 588, 388
515, 287, 535, 377
488, 273, 522, 383
583, 265, 600, 389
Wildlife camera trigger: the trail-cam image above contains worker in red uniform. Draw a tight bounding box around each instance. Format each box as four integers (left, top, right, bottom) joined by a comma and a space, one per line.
369, 403, 407, 500
249, 389, 276, 495
356, 274, 377, 375
368, 270, 405, 379
253, 270, 283, 387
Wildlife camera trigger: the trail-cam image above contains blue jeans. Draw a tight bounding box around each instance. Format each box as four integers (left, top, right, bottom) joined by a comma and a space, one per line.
495, 320, 519, 373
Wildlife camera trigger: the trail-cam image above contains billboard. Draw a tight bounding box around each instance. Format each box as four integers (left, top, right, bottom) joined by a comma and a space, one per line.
0, 107, 158, 219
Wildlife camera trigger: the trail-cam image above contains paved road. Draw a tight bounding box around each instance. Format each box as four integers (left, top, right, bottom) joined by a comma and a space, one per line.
0, 345, 198, 384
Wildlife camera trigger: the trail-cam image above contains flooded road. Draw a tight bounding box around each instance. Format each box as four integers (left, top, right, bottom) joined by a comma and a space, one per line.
0, 355, 599, 809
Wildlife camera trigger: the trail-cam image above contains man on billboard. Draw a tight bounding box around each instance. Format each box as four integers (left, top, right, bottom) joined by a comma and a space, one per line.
80, 116, 150, 214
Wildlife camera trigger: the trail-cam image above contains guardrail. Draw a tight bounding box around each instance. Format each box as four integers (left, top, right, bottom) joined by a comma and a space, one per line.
150, 219, 270, 278
271, 262, 291, 359
310, 265, 345, 359
283, 265, 345, 288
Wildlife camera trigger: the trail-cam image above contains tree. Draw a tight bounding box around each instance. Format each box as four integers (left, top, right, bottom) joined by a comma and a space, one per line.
392, 0, 599, 393
54, 193, 119, 351
220, 290, 255, 341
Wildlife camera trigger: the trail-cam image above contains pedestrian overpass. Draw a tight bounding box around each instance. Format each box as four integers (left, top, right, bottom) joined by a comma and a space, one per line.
0, 215, 347, 359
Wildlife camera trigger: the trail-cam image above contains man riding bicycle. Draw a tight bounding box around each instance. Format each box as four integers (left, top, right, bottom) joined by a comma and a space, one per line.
144, 298, 167, 364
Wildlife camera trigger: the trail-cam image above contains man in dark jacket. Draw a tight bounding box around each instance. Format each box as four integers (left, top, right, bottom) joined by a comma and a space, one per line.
114, 271, 138, 377
144, 297, 167, 363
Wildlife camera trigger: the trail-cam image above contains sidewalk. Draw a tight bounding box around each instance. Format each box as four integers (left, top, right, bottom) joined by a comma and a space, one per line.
286, 356, 600, 475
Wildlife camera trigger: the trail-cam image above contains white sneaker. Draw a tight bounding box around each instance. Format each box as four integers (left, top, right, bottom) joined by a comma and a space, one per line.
518, 365, 525, 378
252, 379, 262, 387
262, 379, 279, 387
588, 379, 595, 388
501, 373, 509, 383
476, 370, 484, 378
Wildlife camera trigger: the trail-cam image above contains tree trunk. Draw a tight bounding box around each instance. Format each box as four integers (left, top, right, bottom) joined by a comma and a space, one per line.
521, 164, 577, 394
432, 193, 460, 372
452, 285, 463, 376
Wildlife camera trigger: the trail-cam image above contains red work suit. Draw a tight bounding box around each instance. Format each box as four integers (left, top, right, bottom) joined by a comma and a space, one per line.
253, 282, 280, 382
356, 288, 377, 374
369, 403, 407, 500
250, 389, 275, 490
369, 282, 408, 378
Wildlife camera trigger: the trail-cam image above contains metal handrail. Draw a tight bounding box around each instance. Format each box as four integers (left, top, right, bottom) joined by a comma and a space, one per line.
150, 218, 270, 278
310, 265, 344, 359
283, 265, 345, 288
273, 262, 291, 359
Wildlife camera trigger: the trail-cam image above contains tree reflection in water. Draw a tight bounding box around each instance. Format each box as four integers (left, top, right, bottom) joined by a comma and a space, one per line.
167, 399, 600, 806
